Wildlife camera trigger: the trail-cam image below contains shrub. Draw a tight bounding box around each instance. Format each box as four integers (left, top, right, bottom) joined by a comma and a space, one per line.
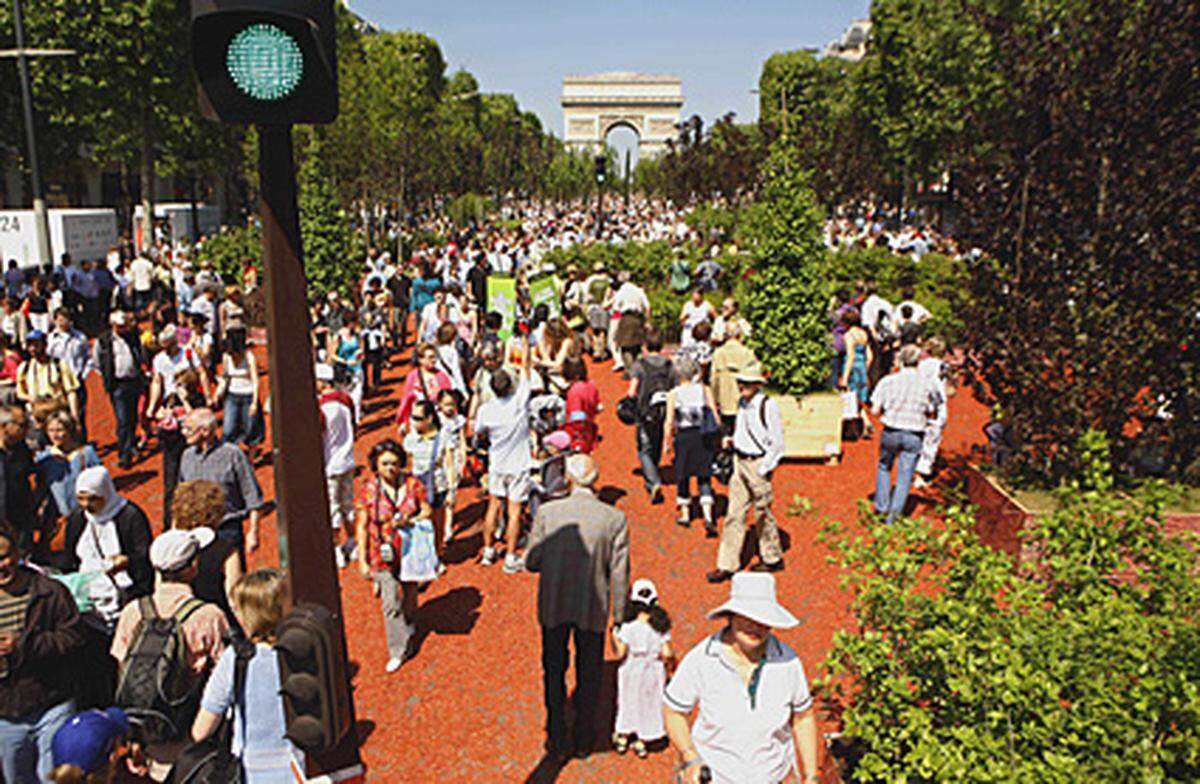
820, 448, 1200, 781
739, 145, 829, 394
199, 224, 262, 284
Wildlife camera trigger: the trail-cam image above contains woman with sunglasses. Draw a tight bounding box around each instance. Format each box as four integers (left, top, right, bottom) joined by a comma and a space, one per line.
395, 342, 450, 435
355, 439, 432, 673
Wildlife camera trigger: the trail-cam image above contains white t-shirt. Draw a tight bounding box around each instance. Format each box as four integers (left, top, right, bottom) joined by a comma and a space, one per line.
129, 257, 155, 292
860, 294, 894, 333
153, 348, 198, 399
473, 379, 532, 474
612, 282, 649, 315
896, 300, 931, 325
321, 398, 356, 476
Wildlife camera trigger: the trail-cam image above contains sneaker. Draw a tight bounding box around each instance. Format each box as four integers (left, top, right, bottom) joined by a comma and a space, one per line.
649, 485, 664, 504
502, 554, 524, 574
913, 475, 930, 490
385, 657, 403, 673
443, 520, 454, 541
631, 738, 647, 759
480, 547, 496, 566
334, 546, 347, 569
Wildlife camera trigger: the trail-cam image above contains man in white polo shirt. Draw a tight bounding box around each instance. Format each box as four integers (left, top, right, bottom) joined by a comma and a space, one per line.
663, 573, 818, 784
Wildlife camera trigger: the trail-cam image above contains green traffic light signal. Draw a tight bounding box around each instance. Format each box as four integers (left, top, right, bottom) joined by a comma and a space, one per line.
226, 23, 305, 101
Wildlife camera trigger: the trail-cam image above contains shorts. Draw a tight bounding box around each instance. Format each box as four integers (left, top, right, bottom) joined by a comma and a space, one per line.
587, 305, 609, 331
326, 471, 355, 529
488, 470, 531, 502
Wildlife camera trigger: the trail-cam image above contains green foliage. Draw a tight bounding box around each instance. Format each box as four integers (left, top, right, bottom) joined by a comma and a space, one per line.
821, 465, 1200, 781
445, 193, 490, 229
298, 150, 358, 297
738, 145, 829, 394
199, 224, 262, 284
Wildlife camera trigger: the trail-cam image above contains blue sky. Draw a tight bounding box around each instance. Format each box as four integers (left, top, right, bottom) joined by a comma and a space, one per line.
348, 1, 871, 136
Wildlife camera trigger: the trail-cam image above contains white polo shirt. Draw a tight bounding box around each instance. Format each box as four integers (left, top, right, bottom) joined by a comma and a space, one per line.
665, 632, 812, 784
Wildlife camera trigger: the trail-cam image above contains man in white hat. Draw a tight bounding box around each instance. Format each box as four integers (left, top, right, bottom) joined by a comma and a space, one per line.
708, 362, 786, 583
663, 573, 818, 784
93, 310, 148, 468
317, 363, 357, 568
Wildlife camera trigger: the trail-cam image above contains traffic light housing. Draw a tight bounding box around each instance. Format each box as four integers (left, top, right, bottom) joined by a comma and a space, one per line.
594, 154, 607, 184
275, 603, 352, 753
191, 0, 338, 124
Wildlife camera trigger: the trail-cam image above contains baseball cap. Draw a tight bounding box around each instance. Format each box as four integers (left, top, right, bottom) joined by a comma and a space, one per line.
631, 578, 658, 604
158, 324, 177, 344
26, 329, 46, 342
315, 363, 335, 382
150, 528, 215, 572
52, 708, 130, 773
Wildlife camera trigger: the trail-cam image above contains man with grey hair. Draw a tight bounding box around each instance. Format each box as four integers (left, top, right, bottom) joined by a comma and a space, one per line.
870, 344, 944, 522
179, 407, 264, 559
525, 454, 630, 762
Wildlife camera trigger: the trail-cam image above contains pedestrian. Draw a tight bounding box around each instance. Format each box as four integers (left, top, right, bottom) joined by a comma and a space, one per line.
331, 310, 364, 422
48, 706, 148, 783
664, 357, 719, 534
169, 480, 241, 630
148, 359, 208, 528
915, 337, 952, 488
612, 578, 673, 759
403, 399, 450, 559
192, 569, 296, 783
708, 363, 785, 583
34, 411, 101, 547
316, 364, 357, 568
625, 328, 675, 503
678, 288, 715, 348
215, 326, 260, 449
871, 344, 943, 521
16, 330, 81, 424
0, 524, 85, 784
46, 309, 94, 443
436, 389, 467, 544
860, 282, 896, 388
709, 320, 756, 433
0, 407, 37, 553
562, 356, 601, 454
179, 408, 264, 558
663, 573, 819, 784
524, 455, 630, 762
354, 439, 433, 673
611, 271, 650, 373
93, 311, 147, 469
838, 307, 874, 438
473, 361, 533, 573
396, 343, 451, 434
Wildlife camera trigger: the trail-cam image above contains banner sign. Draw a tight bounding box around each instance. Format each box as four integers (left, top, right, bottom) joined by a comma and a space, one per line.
486, 274, 518, 340
528, 274, 561, 320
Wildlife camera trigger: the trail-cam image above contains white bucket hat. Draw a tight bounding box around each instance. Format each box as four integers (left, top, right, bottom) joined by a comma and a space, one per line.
707, 573, 798, 629
630, 578, 658, 605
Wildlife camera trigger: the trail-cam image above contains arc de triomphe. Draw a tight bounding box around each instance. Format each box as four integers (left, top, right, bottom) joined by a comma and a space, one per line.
561, 72, 684, 158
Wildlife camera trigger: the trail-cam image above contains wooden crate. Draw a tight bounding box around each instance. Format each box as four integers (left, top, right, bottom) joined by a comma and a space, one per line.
775, 392, 843, 464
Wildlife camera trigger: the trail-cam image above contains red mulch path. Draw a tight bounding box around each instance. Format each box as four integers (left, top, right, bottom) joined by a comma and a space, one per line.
94, 349, 987, 782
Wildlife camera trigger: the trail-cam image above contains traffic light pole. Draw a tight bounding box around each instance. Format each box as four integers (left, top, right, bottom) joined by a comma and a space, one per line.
257, 123, 363, 781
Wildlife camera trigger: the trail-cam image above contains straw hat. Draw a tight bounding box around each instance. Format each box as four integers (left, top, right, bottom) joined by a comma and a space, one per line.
735, 362, 768, 384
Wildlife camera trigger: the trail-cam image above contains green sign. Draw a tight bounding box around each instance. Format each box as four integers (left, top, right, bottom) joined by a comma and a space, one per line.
528, 274, 561, 320
486, 275, 518, 341
226, 23, 304, 101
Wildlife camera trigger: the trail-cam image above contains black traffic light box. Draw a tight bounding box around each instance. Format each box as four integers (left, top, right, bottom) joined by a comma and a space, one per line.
594, 154, 607, 183
275, 602, 352, 753
191, 0, 338, 125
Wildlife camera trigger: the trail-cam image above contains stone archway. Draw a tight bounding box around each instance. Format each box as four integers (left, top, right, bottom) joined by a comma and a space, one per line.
561, 72, 683, 158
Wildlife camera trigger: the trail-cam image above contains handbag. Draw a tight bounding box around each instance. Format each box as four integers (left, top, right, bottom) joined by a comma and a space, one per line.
841, 390, 860, 420
165, 641, 255, 784
700, 406, 721, 438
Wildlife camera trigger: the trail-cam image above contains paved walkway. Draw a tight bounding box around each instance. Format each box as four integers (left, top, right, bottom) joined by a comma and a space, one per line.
96, 350, 986, 782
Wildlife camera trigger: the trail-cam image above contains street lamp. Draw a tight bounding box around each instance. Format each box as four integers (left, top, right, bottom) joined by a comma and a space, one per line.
0, 0, 75, 269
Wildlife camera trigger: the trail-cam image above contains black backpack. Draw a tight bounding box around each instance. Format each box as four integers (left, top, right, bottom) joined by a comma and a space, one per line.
637, 358, 676, 426
165, 641, 256, 784
114, 596, 208, 744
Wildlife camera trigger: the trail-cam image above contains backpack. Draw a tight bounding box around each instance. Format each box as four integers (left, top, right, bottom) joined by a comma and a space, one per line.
165, 641, 255, 784
114, 596, 208, 744
637, 358, 675, 426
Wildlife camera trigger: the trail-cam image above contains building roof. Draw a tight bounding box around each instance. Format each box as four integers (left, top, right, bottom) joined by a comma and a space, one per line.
563, 72, 682, 85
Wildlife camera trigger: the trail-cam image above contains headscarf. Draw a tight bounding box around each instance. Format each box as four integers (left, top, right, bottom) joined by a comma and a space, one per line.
75, 466, 128, 525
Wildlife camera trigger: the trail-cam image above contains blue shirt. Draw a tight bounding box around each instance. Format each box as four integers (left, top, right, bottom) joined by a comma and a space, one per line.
200, 643, 295, 782
410, 276, 441, 314
35, 444, 101, 518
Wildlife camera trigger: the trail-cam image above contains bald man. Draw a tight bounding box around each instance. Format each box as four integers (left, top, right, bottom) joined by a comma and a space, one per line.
525, 455, 630, 761
179, 407, 264, 559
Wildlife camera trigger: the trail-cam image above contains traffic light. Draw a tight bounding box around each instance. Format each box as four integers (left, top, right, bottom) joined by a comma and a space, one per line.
275, 603, 352, 753
594, 154, 607, 184
191, 0, 338, 125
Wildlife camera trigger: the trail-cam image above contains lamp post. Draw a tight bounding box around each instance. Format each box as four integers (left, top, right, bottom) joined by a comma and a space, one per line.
1, 0, 74, 268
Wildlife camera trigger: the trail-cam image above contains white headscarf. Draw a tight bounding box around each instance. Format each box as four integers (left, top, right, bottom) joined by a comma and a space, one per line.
75, 466, 128, 525
74, 466, 132, 625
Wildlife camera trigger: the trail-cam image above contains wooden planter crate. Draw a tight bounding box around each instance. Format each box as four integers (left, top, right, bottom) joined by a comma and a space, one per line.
775, 392, 843, 464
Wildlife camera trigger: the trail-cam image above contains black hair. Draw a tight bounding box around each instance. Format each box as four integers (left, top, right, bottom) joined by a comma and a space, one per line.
623, 599, 671, 634
0, 523, 20, 554
369, 438, 407, 471
437, 388, 464, 414
645, 328, 664, 352
225, 326, 247, 354
411, 399, 436, 423
485, 312, 503, 331
490, 369, 514, 399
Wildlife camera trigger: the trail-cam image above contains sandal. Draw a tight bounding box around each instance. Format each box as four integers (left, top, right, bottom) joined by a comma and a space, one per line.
612, 733, 629, 754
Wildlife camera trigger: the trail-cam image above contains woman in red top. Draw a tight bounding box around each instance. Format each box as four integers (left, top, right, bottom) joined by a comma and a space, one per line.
396, 342, 451, 434
355, 439, 431, 673
563, 356, 602, 454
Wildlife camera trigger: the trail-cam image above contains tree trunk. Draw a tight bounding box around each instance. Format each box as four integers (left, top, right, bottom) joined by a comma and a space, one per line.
139, 121, 155, 254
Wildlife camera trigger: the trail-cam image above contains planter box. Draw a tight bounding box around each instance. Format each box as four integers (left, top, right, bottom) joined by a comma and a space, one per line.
966, 464, 1200, 564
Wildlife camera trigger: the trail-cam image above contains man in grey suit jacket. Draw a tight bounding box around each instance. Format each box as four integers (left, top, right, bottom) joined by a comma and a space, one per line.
525, 454, 630, 761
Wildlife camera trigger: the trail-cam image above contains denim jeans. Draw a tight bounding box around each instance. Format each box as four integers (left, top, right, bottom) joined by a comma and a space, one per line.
875, 428, 924, 522
110, 379, 142, 463
222, 392, 254, 445
635, 420, 664, 492
0, 699, 74, 783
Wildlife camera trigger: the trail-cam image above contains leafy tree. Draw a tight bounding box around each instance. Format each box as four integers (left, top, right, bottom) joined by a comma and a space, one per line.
957, 0, 1200, 482
739, 144, 829, 394
298, 146, 357, 297
821, 440, 1200, 781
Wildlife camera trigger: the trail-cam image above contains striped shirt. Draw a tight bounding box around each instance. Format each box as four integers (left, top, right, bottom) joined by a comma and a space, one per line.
0, 586, 31, 679
871, 367, 943, 432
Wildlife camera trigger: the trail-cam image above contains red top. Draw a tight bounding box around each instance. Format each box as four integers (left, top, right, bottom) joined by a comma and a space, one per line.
565, 380, 601, 421
395, 369, 451, 426
356, 475, 427, 571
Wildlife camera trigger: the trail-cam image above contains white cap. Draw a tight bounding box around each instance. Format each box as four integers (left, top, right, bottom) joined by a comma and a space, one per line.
150, 528, 215, 572
109, 311, 127, 327
630, 578, 658, 605
315, 363, 335, 382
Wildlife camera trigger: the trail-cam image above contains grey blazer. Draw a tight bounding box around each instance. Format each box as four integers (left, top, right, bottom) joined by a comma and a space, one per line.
525, 488, 630, 634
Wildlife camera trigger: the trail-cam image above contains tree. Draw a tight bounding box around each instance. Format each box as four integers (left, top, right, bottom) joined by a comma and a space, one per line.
740, 143, 829, 394
958, 0, 1200, 482
298, 143, 357, 297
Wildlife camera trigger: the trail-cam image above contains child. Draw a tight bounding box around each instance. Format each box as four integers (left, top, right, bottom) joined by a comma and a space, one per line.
49, 707, 147, 783
612, 578, 673, 758
437, 389, 467, 542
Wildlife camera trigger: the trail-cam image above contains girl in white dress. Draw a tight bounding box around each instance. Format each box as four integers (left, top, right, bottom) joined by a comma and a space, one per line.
612, 579, 674, 758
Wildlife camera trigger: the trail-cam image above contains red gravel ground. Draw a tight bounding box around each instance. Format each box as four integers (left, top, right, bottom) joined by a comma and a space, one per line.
97, 350, 987, 783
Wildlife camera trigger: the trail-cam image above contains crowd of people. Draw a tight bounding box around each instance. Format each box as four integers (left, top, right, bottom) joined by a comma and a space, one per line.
0, 198, 956, 783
